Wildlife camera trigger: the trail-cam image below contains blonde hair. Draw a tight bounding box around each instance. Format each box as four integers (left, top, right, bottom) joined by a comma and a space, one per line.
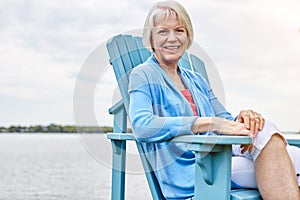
143, 0, 194, 51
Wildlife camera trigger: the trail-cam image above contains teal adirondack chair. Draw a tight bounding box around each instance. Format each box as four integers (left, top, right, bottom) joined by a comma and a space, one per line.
106, 34, 300, 200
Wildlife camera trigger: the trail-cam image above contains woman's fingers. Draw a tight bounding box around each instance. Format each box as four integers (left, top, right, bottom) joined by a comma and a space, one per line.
240, 144, 254, 154
258, 113, 265, 130
237, 110, 265, 137
223, 119, 251, 136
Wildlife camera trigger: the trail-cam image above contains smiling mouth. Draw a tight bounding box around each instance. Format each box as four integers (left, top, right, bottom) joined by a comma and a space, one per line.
163, 45, 180, 50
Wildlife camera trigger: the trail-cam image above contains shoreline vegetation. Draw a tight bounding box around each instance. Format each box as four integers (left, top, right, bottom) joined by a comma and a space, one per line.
0, 124, 115, 134
0, 124, 297, 135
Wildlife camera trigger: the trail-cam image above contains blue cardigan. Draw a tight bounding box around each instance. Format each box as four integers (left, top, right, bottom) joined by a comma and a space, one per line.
128, 55, 234, 199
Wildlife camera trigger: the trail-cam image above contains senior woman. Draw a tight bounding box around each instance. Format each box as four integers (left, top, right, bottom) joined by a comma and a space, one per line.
128, 1, 300, 199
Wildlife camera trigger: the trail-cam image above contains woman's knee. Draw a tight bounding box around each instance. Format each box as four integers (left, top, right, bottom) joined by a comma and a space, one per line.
252, 133, 287, 161
250, 120, 286, 160
267, 133, 287, 149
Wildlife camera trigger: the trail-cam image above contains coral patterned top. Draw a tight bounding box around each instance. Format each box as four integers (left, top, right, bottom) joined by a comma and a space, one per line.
181, 89, 198, 116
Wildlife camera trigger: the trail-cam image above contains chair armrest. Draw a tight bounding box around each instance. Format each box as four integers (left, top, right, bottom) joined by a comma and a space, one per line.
106, 132, 136, 140
284, 132, 300, 148
287, 139, 300, 148
108, 100, 124, 115
106, 132, 253, 145
281, 132, 300, 148
169, 135, 252, 145
170, 135, 252, 153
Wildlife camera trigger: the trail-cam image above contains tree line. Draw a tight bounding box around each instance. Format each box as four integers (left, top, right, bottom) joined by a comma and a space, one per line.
0, 124, 113, 133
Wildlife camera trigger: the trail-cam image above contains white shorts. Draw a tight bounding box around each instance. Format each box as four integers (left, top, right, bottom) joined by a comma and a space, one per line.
231, 120, 300, 188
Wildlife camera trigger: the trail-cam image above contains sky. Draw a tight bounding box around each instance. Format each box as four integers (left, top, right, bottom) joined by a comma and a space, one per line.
1, 0, 300, 131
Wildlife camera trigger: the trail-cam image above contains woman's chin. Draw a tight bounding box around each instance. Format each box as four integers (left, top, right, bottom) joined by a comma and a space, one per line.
164, 54, 183, 63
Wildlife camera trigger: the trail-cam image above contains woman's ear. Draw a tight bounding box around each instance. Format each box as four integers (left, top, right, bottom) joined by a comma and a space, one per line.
150, 35, 155, 52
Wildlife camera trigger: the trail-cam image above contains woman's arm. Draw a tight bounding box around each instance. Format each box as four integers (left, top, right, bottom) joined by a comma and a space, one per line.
128, 70, 197, 143
191, 116, 251, 136
129, 89, 197, 142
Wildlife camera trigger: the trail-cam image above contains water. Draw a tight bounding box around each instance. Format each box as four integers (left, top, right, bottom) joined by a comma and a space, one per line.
1, 133, 299, 200
0, 134, 151, 200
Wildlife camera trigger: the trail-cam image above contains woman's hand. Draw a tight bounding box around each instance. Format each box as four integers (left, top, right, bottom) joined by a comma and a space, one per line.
212, 117, 252, 136
192, 117, 251, 136
236, 110, 265, 154
236, 109, 265, 137
192, 116, 255, 154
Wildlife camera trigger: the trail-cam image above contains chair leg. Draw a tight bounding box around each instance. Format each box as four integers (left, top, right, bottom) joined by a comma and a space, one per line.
111, 140, 126, 200
193, 145, 232, 200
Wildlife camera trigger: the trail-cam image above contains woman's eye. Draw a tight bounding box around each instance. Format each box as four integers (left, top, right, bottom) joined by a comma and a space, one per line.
158, 30, 167, 34
177, 29, 185, 33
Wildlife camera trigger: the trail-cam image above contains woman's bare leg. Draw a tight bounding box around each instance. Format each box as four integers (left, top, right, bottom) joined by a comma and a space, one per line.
255, 134, 300, 200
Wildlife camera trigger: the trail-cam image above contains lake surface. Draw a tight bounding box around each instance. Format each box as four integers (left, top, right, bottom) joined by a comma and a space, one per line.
0, 134, 151, 200
1, 133, 299, 200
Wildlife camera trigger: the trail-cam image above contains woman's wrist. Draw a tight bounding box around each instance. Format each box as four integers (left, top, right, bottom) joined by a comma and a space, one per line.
210, 117, 226, 133
191, 117, 213, 134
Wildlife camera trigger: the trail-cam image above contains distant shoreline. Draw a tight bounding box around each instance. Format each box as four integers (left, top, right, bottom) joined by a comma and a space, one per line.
0, 124, 113, 134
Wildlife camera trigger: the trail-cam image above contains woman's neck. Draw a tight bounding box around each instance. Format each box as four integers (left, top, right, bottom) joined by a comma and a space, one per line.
160, 64, 178, 76
154, 54, 186, 90
154, 54, 178, 75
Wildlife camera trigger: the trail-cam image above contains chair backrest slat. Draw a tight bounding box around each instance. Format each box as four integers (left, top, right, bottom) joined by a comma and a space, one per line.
116, 36, 134, 74
124, 35, 143, 67
134, 36, 151, 62
107, 36, 130, 111
178, 52, 192, 70
190, 54, 210, 84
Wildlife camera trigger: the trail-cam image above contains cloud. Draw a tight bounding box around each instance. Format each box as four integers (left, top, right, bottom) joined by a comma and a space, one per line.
0, 0, 299, 131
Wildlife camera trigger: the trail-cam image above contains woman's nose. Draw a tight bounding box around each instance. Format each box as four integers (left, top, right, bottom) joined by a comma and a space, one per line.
167, 31, 177, 42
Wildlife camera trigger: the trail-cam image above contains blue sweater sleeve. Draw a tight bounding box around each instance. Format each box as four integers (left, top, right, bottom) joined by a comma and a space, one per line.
128, 69, 197, 143
207, 86, 234, 121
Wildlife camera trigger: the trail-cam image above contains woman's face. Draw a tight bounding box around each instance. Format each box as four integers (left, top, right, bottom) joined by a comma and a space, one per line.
151, 16, 188, 67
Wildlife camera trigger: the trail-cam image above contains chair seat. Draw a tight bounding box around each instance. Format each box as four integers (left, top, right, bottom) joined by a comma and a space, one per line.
231, 189, 261, 200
